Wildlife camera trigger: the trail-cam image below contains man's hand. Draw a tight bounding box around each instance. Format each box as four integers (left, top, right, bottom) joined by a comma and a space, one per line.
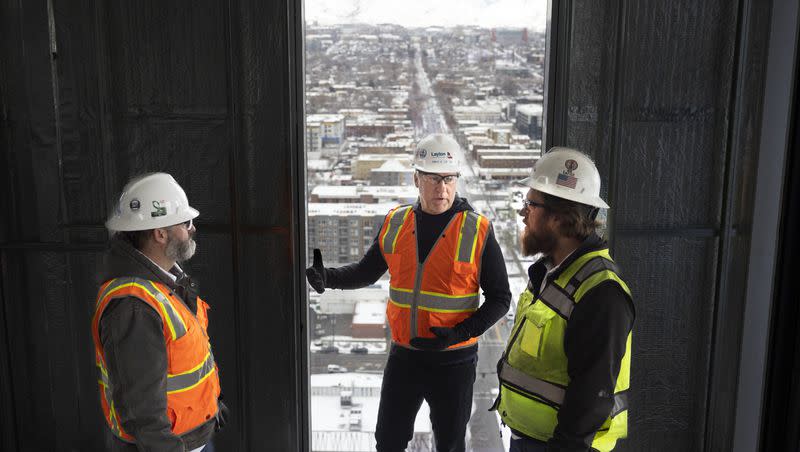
409, 325, 470, 350
216, 398, 229, 432
305, 249, 327, 294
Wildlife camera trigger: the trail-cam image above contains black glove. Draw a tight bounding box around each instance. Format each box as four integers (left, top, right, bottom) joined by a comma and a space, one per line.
216, 398, 229, 432
409, 325, 470, 351
306, 249, 327, 294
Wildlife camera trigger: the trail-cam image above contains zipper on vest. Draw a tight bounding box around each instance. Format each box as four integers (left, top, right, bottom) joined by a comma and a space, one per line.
410, 262, 424, 340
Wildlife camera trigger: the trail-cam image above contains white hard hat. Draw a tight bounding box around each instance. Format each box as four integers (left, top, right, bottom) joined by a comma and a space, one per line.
518, 147, 609, 208
106, 173, 199, 231
413, 134, 461, 173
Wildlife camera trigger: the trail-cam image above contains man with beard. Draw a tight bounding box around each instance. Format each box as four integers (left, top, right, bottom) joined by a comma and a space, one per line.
306, 134, 511, 452
492, 148, 634, 452
92, 173, 227, 451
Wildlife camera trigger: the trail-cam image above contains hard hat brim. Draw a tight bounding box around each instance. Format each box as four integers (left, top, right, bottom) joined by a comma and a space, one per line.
516, 176, 610, 209
106, 206, 200, 232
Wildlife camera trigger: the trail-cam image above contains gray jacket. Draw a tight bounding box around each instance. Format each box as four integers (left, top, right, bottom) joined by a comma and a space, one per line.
97, 239, 219, 452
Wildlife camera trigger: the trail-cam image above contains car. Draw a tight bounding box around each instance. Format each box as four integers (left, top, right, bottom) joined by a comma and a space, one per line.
327, 364, 347, 373
318, 345, 339, 354
350, 345, 368, 354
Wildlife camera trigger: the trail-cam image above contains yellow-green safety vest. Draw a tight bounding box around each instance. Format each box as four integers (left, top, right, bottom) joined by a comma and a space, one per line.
495, 248, 632, 452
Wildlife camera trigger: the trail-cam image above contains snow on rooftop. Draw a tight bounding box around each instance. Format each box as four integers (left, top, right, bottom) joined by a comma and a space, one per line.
516, 103, 543, 115
308, 159, 334, 171
353, 301, 386, 325
311, 185, 417, 199
373, 159, 413, 172
307, 113, 345, 123
355, 153, 411, 162
308, 202, 398, 217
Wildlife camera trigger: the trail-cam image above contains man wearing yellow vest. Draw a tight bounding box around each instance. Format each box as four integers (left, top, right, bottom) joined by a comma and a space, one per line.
492, 148, 634, 452
93, 173, 227, 451
306, 134, 511, 452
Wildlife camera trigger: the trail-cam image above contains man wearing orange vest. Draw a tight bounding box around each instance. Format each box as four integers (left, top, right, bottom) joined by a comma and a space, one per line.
306, 134, 511, 452
93, 173, 227, 452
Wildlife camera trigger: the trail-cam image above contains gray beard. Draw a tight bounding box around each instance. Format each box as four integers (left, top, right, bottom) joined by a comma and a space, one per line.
166, 237, 196, 262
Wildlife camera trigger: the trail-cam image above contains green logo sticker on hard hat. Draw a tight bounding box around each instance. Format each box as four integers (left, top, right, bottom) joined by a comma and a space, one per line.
151, 200, 167, 217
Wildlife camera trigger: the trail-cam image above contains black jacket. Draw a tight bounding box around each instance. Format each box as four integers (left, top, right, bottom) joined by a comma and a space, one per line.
97, 239, 217, 452
515, 234, 635, 452
325, 197, 512, 362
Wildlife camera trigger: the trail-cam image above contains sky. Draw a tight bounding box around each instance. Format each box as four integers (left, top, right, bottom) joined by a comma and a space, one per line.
304, 0, 548, 31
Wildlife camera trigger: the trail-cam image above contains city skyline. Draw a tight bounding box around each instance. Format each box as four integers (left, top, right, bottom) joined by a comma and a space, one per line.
305, 0, 548, 30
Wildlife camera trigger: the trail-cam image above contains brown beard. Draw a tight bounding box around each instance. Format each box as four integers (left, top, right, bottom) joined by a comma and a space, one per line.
520, 220, 557, 257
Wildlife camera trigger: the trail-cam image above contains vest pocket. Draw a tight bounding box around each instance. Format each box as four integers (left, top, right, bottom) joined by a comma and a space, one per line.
450, 260, 476, 287
519, 301, 557, 358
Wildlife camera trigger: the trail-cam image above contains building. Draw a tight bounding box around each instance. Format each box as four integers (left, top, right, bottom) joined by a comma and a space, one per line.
352, 141, 408, 155
515, 103, 543, 140
351, 301, 386, 338
309, 185, 417, 204
315, 287, 388, 315
307, 203, 396, 264
310, 373, 433, 451
453, 105, 503, 123
478, 155, 537, 168
369, 159, 414, 186
352, 153, 411, 180
307, 114, 346, 152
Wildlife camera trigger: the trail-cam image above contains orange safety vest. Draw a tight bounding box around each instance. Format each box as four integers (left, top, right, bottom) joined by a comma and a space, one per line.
380, 205, 490, 349
91, 277, 221, 442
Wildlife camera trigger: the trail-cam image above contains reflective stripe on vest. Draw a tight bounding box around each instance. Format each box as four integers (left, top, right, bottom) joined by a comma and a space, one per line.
167, 350, 217, 394
389, 287, 479, 313
97, 362, 123, 438
381, 206, 412, 254
98, 277, 187, 340
499, 359, 629, 413
456, 211, 482, 263
536, 256, 623, 320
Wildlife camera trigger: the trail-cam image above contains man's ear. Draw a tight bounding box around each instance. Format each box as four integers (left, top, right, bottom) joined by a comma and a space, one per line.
546, 210, 561, 230
413, 172, 419, 188
152, 227, 170, 245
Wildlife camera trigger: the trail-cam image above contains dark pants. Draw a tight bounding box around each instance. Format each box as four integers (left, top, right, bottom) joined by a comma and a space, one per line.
509, 436, 548, 452
375, 346, 477, 452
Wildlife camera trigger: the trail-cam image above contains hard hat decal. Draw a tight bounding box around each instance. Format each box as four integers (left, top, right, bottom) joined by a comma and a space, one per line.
556, 172, 578, 189
151, 200, 167, 217
565, 159, 578, 172
517, 147, 608, 208
129, 199, 140, 211
418, 149, 427, 158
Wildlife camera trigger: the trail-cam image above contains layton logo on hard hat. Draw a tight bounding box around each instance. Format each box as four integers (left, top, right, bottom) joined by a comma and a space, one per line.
129, 199, 140, 211
418, 148, 427, 158
151, 200, 167, 218
565, 159, 579, 174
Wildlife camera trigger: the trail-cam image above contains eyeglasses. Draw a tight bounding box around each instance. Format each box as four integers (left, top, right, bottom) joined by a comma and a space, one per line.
418, 172, 459, 185
521, 199, 547, 211
181, 219, 193, 230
